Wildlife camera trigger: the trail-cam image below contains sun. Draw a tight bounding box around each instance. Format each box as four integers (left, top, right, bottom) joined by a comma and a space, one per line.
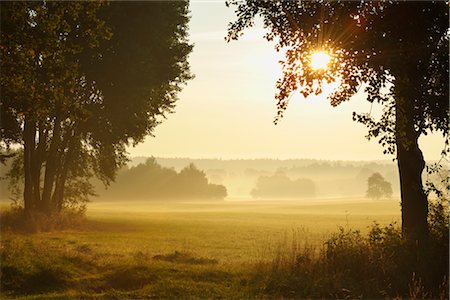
310, 51, 331, 71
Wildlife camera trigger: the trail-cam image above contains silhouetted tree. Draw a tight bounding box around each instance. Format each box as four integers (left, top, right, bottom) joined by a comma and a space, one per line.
227, 1, 448, 245
207, 184, 228, 200
1, 2, 193, 213
366, 172, 393, 200
98, 159, 227, 200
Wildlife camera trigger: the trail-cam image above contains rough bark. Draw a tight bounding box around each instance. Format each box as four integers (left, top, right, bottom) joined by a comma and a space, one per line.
397, 136, 428, 243
52, 133, 77, 211
395, 78, 428, 245
31, 126, 46, 207
23, 116, 36, 213
41, 117, 62, 212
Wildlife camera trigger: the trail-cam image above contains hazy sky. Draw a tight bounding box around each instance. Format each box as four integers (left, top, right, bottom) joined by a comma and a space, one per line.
128, 1, 445, 161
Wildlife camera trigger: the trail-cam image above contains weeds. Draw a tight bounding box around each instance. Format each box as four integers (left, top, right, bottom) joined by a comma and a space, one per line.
256, 198, 449, 299
0, 207, 87, 233
0, 200, 447, 299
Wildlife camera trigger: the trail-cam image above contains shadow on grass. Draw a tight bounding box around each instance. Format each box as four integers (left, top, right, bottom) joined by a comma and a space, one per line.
104, 265, 158, 291
1, 264, 70, 294
153, 251, 218, 265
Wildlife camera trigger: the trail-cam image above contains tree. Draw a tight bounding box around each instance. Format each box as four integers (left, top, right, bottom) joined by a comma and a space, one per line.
366, 172, 393, 200
1, 2, 193, 214
226, 1, 448, 245
96, 159, 228, 200
175, 163, 227, 199
1, 1, 111, 213
251, 173, 316, 199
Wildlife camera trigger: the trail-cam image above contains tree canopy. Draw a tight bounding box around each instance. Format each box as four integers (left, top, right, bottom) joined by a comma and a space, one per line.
97, 159, 227, 200
227, 1, 449, 243
251, 173, 316, 199
1, 1, 193, 213
366, 172, 393, 200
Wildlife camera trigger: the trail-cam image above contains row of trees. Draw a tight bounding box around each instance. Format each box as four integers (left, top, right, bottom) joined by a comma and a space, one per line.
251, 173, 316, 199
227, 1, 449, 245
97, 158, 227, 200
251, 171, 392, 200
1, 2, 193, 213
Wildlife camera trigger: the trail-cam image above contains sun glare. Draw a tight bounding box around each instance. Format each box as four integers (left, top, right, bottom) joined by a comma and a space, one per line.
310, 51, 331, 71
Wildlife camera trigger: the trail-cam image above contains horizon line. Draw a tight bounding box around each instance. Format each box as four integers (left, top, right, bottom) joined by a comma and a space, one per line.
129, 155, 399, 163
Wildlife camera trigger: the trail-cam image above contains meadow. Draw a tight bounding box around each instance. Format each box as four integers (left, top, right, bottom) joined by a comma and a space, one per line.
0, 198, 408, 299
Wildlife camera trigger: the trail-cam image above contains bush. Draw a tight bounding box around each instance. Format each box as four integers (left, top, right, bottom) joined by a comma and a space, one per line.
0, 207, 87, 233
256, 199, 449, 299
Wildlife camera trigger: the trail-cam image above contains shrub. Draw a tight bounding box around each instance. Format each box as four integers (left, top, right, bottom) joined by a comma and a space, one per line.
256, 203, 449, 299
0, 207, 87, 233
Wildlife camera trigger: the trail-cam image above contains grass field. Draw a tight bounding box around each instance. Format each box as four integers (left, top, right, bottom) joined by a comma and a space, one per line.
86, 198, 401, 263
1, 198, 403, 299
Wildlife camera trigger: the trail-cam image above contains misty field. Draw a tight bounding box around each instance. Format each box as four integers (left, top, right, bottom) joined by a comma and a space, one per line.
1, 198, 403, 299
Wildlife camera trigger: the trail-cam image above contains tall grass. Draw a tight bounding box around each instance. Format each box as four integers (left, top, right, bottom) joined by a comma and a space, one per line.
253, 199, 449, 299
0, 200, 447, 298
0, 207, 87, 233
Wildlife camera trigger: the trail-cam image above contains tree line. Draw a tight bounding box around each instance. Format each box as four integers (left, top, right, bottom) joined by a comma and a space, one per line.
96, 158, 227, 200
251, 173, 316, 199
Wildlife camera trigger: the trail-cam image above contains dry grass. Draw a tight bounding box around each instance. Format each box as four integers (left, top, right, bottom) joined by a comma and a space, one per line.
0, 198, 447, 299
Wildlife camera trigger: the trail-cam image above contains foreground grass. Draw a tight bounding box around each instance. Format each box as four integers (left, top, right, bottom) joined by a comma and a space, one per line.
1, 236, 250, 298
1, 199, 447, 299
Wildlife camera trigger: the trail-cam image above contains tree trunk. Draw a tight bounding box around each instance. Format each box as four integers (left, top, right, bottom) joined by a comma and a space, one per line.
395, 81, 428, 245
53, 141, 74, 211
397, 137, 428, 244
31, 126, 46, 206
41, 117, 61, 213
52, 127, 77, 211
33, 126, 47, 207
23, 116, 36, 213
53, 157, 69, 212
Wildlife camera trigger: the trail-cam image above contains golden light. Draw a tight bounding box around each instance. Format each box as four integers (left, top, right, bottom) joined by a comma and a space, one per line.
310, 51, 331, 71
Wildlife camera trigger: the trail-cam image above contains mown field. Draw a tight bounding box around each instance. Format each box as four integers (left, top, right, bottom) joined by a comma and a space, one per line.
1, 198, 402, 299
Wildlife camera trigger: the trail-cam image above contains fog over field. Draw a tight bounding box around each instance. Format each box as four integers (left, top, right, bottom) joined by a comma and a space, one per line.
1, 1, 448, 299
0, 155, 432, 202
115, 156, 401, 200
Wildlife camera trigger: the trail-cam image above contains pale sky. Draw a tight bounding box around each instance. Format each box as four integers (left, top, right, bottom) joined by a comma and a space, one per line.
127, 1, 445, 161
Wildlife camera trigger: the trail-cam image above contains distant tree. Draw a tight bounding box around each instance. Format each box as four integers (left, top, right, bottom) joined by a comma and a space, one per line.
227, 1, 448, 244
366, 173, 393, 200
1, 2, 193, 213
251, 173, 316, 199
207, 184, 228, 200
175, 163, 208, 198
173, 163, 228, 199
98, 159, 227, 200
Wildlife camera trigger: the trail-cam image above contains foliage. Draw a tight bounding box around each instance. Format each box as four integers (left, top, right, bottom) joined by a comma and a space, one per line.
259, 217, 448, 299
251, 173, 316, 199
427, 198, 449, 262
98, 158, 227, 200
0, 2, 193, 214
366, 172, 393, 200
0, 207, 87, 233
1, 199, 446, 298
424, 156, 450, 201
226, 1, 448, 131
226, 0, 448, 243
